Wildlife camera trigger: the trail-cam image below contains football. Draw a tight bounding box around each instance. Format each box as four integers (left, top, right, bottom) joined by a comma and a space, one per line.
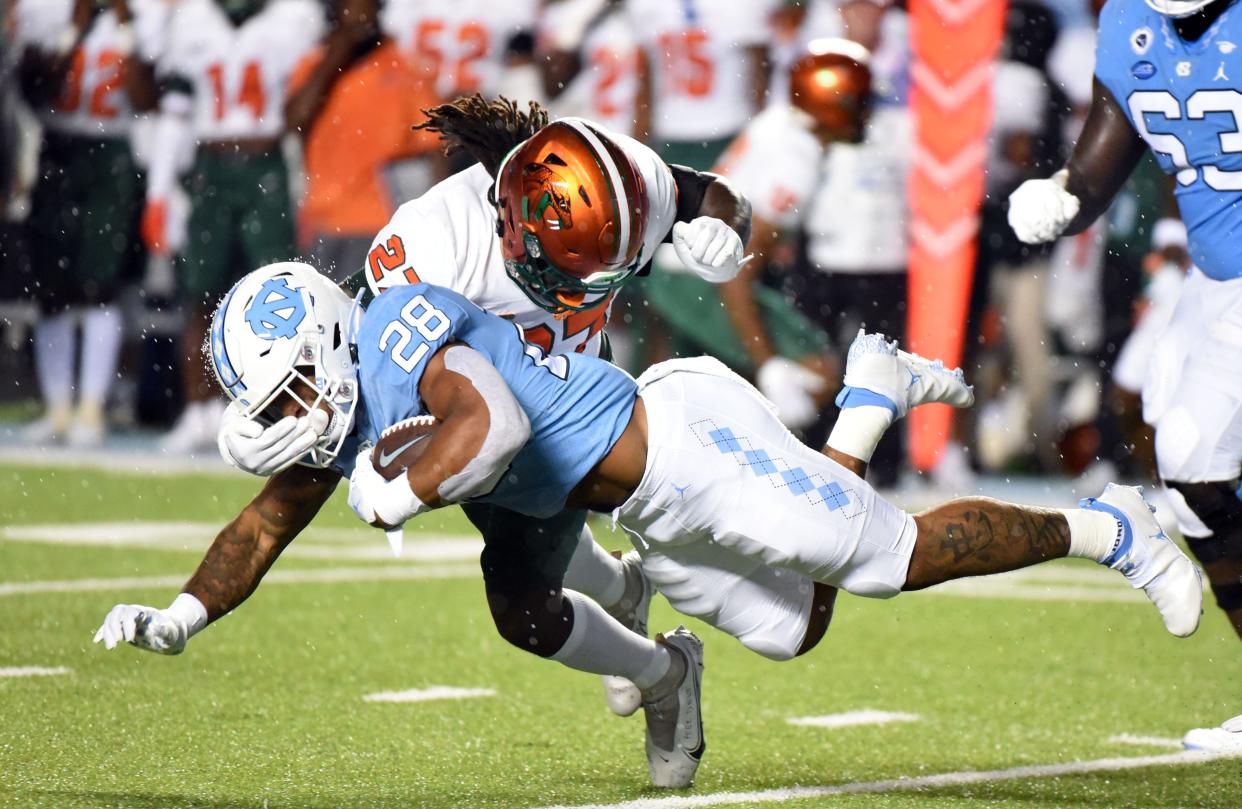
372, 415, 440, 481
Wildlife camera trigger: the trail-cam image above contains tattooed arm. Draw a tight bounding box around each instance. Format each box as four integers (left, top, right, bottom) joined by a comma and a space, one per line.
184, 465, 340, 621
905, 498, 1070, 591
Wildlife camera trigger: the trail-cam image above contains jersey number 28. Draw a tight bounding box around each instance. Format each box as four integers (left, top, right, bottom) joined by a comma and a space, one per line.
380, 295, 450, 373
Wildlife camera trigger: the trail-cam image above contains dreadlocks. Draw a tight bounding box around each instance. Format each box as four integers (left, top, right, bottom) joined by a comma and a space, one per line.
414, 95, 550, 178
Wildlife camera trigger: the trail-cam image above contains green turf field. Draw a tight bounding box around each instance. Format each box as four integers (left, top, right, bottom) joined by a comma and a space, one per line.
1, 463, 1240, 808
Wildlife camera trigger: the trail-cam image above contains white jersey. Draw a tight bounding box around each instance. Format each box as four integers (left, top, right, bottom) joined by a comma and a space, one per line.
627, 0, 777, 141
159, 0, 324, 142
14, 0, 170, 138
544, 2, 640, 138
364, 130, 677, 358
713, 106, 824, 230
804, 105, 911, 273
383, 0, 540, 99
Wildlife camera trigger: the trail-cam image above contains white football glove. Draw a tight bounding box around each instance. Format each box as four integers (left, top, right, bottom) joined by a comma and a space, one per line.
1007, 169, 1081, 244
756, 357, 828, 430
671, 217, 751, 283
347, 446, 427, 533
218, 401, 328, 477
93, 594, 207, 655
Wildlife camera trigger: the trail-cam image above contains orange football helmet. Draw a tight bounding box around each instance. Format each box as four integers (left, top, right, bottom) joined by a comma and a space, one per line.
789, 39, 872, 143
493, 118, 649, 314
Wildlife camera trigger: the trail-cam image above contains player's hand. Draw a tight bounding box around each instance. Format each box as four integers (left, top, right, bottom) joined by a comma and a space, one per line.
141, 198, 170, 257
1007, 170, 1080, 244
218, 402, 327, 477
348, 447, 424, 532
672, 217, 752, 283
94, 604, 191, 655
757, 357, 828, 430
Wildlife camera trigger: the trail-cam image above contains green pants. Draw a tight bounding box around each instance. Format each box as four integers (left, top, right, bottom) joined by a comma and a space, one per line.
179, 148, 293, 304
642, 270, 831, 374
27, 133, 143, 310
464, 502, 586, 598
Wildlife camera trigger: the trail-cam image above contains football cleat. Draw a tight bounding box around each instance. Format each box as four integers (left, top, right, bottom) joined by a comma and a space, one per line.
601, 551, 652, 717
642, 627, 705, 789
1081, 483, 1203, 637
836, 329, 974, 419
1183, 714, 1242, 752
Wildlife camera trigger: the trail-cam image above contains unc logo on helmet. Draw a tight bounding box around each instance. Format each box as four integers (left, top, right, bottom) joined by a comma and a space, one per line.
245, 278, 307, 339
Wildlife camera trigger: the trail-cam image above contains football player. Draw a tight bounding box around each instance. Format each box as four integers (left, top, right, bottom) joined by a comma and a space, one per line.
14, 0, 170, 446
216, 96, 753, 721
141, 0, 325, 452
683, 38, 876, 430
97, 262, 1204, 786
1007, 0, 1242, 751
636, 26, 840, 434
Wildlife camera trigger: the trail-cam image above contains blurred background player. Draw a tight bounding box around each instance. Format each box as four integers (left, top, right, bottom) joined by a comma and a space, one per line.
1007, 0, 1242, 752
142, 0, 324, 453
787, 0, 914, 482
382, 0, 541, 171
13, 0, 167, 447
539, 0, 642, 139
630, 0, 837, 435
696, 39, 880, 435
285, 0, 444, 283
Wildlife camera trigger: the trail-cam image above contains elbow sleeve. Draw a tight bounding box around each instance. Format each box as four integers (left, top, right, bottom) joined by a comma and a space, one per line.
437, 346, 531, 503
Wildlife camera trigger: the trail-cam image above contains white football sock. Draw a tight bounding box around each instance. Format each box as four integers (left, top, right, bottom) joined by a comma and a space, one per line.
33, 312, 76, 410
550, 590, 671, 689
78, 305, 123, 405
826, 405, 894, 463
563, 526, 627, 607
1060, 508, 1122, 563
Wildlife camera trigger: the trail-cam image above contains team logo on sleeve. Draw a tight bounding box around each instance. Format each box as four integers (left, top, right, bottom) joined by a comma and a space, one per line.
245, 278, 307, 338
1131, 27, 1153, 55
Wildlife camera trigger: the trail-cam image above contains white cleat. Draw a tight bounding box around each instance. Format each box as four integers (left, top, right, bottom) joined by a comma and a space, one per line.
602, 551, 652, 717
1081, 483, 1204, 637
1183, 714, 1242, 752
643, 627, 704, 789
837, 329, 974, 419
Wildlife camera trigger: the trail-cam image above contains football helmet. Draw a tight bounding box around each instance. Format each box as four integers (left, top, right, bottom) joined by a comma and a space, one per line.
493, 117, 649, 314
789, 39, 872, 144
1144, 0, 1216, 15
207, 262, 361, 467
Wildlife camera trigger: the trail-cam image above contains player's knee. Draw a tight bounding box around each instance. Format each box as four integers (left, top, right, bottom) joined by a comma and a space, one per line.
1166, 481, 1242, 561
485, 587, 571, 659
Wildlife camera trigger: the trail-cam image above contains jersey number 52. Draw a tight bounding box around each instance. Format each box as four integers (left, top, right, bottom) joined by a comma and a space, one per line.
380, 295, 450, 373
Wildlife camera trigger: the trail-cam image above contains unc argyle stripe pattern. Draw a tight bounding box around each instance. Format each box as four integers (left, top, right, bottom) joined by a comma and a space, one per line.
699, 423, 857, 515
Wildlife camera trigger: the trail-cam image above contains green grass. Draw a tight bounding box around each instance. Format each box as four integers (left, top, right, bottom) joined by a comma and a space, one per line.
2, 464, 1240, 808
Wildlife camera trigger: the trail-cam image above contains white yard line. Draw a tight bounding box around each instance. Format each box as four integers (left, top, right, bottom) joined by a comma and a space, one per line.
0, 523, 481, 562
362, 686, 496, 703
534, 749, 1241, 809
786, 711, 920, 729
1108, 733, 1185, 749
0, 563, 477, 597
0, 666, 70, 678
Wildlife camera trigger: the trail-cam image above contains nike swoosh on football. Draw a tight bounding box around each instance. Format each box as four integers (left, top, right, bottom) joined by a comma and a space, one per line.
377, 434, 431, 467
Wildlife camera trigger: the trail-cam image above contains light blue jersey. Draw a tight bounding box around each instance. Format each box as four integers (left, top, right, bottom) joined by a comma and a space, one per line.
347, 284, 638, 518
1096, 0, 1242, 280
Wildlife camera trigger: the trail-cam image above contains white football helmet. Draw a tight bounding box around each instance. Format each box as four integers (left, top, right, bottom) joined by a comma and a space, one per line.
1144, 0, 1215, 17
207, 262, 361, 467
